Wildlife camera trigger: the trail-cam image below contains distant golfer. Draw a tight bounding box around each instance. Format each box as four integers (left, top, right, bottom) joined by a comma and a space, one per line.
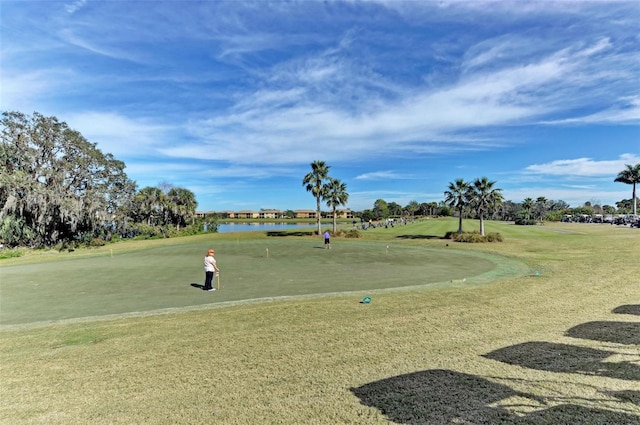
203, 249, 220, 291
323, 231, 331, 249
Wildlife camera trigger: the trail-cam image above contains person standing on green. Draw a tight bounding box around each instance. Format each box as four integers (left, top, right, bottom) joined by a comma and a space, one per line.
323, 231, 331, 249
203, 249, 220, 291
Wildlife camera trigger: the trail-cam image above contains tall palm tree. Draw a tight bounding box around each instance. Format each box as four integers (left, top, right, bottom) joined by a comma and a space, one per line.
468, 177, 504, 236
614, 163, 640, 216
522, 197, 534, 221
405, 200, 419, 218
302, 160, 330, 235
134, 186, 165, 225
444, 178, 471, 234
535, 196, 548, 222
167, 187, 197, 230
325, 178, 349, 233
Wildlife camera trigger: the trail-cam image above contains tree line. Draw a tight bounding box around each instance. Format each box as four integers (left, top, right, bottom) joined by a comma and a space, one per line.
2, 111, 638, 248
0, 112, 208, 249
304, 160, 640, 236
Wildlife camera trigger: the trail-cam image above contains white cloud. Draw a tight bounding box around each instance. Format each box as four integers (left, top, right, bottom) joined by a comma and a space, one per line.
66, 112, 173, 157
156, 36, 629, 167
58, 29, 145, 63
525, 154, 640, 177
65, 0, 87, 14
0, 69, 73, 112
355, 171, 411, 180
544, 96, 640, 124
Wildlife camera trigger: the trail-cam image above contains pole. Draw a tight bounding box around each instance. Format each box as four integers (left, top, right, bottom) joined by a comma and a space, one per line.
217, 273, 220, 290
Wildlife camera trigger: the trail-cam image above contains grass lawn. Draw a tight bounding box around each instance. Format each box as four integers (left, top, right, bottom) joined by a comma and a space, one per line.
0, 218, 638, 424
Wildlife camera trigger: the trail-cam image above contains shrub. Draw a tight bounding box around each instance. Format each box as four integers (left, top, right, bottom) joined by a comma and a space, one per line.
485, 232, 503, 242
515, 218, 537, 226
343, 229, 362, 239
0, 248, 24, 259
89, 237, 106, 247
447, 231, 503, 243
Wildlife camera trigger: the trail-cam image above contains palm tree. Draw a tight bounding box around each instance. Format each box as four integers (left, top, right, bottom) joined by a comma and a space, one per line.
167, 187, 197, 230
535, 196, 548, 222
302, 160, 330, 235
325, 178, 349, 233
614, 163, 640, 216
444, 178, 471, 234
468, 177, 504, 236
405, 200, 419, 218
522, 197, 534, 221
134, 186, 165, 225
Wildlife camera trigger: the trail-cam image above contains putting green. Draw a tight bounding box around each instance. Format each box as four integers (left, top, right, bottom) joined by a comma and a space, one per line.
0, 239, 527, 326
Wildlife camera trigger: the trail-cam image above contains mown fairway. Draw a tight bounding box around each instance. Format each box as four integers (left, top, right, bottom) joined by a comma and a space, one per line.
0, 218, 638, 424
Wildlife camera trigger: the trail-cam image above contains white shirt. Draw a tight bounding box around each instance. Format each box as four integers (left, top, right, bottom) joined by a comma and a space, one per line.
204, 255, 217, 272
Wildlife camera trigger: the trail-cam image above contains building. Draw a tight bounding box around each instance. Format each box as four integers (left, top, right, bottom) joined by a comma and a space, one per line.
195, 208, 353, 219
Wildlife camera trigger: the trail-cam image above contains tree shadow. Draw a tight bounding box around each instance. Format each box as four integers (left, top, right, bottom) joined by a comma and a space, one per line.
351, 369, 516, 424
266, 231, 315, 237
351, 369, 638, 424
613, 305, 640, 316
565, 321, 640, 345
483, 341, 640, 381
604, 390, 640, 406
522, 404, 637, 424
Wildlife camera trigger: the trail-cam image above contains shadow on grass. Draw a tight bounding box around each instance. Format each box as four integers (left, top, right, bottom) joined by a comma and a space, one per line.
566, 321, 640, 345
351, 369, 636, 424
190, 283, 205, 290
483, 341, 640, 381
605, 390, 640, 406
266, 231, 315, 237
354, 313, 640, 424
613, 304, 640, 316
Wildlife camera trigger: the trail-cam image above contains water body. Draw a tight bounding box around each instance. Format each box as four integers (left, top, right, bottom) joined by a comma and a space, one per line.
217, 222, 316, 233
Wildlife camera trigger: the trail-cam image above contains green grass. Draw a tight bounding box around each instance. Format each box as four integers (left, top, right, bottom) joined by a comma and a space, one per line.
0, 218, 639, 424
0, 221, 525, 326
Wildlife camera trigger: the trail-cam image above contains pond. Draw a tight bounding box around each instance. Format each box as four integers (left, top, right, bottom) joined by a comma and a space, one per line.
216, 222, 317, 233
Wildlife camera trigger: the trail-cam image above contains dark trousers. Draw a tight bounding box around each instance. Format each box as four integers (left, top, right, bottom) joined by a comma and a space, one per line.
204, 271, 214, 290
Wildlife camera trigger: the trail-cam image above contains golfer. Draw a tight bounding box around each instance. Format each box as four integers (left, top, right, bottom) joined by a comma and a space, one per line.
323, 231, 331, 249
203, 249, 220, 291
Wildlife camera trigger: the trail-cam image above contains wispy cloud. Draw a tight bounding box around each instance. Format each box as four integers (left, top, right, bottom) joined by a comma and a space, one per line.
163, 36, 630, 167
2, 0, 637, 211
525, 154, 640, 177
543, 96, 640, 124
67, 112, 174, 157
0, 69, 69, 111
355, 171, 412, 180
65, 0, 87, 14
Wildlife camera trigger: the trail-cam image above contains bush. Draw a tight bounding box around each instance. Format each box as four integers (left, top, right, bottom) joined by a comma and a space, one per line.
0, 248, 24, 259
485, 232, 503, 242
447, 231, 503, 243
89, 237, 106, 247
515, 218, 537, 226
343, 229, 362, 239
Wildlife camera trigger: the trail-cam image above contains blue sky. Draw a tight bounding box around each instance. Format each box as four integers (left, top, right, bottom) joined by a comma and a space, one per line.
2, 0, 639, 212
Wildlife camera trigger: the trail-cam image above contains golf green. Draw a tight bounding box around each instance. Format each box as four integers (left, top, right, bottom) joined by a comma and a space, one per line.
0, 239, 526, 326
